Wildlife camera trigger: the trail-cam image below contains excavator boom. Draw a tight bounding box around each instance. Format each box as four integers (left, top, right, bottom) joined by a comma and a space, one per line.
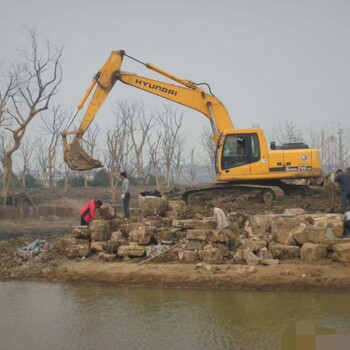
62, 50, 233, 171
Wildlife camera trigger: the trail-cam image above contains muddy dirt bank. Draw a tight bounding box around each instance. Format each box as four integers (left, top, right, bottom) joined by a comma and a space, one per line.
0, 236, 349, 292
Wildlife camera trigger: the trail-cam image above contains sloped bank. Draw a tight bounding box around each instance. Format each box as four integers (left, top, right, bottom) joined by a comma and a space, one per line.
1, 195, 350, 291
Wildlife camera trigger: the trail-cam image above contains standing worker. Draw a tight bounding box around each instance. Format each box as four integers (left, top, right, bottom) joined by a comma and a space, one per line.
343, 211, 350, 237
334, 167, 350, 213
207, 204, 229, 229
79, 199, 103, 226
120, 172, 131, 219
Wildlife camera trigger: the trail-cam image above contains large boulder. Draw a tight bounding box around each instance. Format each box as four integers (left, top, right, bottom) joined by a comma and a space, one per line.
185, 240, 206, 251
332, 243, 350, 262
54, 237, 90, 259
167, 200, 187, 217
72, 226, 90, 240
139, 195, 168, 217
179, 250, 199, 263
186, 230, 208, 241
292, 226, 328, 245
241, 239, 267, 253
272, 217, 307, 244
90, 220, 111, 241
300, 243, 327, 262
310, 214, 344, 239
109, 218, 126, 232
102, 241, 124, 254
199, 247, 224, 264
269, 243, 300, 259
120, 223, 141, 237
195, 220, 217, 230
207, 229, 230, 243
247, 214, 280, 235
244, 249, 260, 265
129, 226, 155, 245
117, 242, 146, 257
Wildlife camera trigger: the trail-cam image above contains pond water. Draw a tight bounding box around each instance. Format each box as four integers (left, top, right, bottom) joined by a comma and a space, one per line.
0, 281, 349, 349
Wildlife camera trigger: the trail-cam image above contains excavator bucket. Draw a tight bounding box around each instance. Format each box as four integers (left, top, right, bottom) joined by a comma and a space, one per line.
64, 140, 103, 171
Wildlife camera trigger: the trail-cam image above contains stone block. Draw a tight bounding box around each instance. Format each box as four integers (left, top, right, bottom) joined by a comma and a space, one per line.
172, 219, 197, 229
98, 252, 117, 262
179, 250, 199, 263
272, 217, 307, 244
195, 220, 217, 230
185, 240, 206, 251
207, 229, 229, 243
117, 242, 146, 257
300, 243, 327, 262
90, 220, 111, 242
102, 241, 124, 254
164, 211, 178, 220
120, 223, 141, 237
199, 247, 224, 264
214, 243, 231, 257
269, 244, 300, 260
167, 200, 187, 216
139, 195, 168, 217
244, 249, 260, 265
332, 243, 350, 262
257, 250, 274, 260
110, 231, 126, 241
292, 226, 327, 245
186, 229, 208, 241
72, 226, 90, 240
108, 218, 125, 232
129, 226, 155, 245
90, 241, 104, 252
242, 239, 267, 253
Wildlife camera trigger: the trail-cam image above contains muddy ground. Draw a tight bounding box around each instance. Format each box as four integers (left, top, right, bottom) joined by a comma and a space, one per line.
1, 185, 349, 291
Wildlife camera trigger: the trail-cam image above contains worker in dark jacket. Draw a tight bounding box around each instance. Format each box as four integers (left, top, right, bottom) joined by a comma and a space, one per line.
79, 199, 103, 225
335, 167, 350, 213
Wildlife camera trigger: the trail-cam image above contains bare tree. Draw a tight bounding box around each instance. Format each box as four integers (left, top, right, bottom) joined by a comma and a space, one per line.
158, 105, 184, 188
117, 100, 155, 182
146, 130, 162, 189
17, 136, 36, 186
198, 126, 216, 181
271, 119, 303, 145
172, 137, 186, 184
1, 28, 63, 203
104, 117, 131, 201
0, 62, 19, 128
37, 105, 68, 187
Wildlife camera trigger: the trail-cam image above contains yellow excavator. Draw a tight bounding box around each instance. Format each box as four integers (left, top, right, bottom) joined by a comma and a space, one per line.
62, 50, 322, 203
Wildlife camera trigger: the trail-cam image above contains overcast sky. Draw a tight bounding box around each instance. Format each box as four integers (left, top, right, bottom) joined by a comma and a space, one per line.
1, 0, 350, 149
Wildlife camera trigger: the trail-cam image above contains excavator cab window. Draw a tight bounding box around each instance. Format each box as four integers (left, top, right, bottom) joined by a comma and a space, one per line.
221, 133, 260, 170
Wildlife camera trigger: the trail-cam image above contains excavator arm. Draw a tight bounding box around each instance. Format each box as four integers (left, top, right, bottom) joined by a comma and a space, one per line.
62, 50, 233, 171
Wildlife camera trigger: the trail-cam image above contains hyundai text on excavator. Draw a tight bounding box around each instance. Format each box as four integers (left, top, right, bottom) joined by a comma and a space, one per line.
62, 50, 322, 204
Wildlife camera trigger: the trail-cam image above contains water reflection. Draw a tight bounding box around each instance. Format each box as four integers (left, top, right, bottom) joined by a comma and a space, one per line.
0, 281, 349, 350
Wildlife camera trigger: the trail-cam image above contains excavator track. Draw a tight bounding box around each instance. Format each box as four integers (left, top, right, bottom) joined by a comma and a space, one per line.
180, 181, 311, 206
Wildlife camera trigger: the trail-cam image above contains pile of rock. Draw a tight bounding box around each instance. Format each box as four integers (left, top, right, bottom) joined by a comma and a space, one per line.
53, 194, 350, 265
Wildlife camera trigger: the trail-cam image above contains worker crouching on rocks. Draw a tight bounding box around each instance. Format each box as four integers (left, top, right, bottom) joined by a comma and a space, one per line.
79, 199, 103, 226
207, 204, 229, 229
